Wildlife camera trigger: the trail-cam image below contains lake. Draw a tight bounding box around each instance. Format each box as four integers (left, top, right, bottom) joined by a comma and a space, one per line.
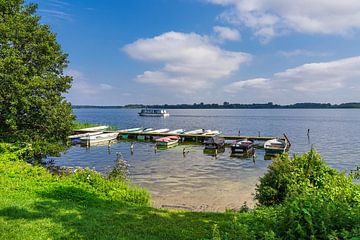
51, 109, 360, 211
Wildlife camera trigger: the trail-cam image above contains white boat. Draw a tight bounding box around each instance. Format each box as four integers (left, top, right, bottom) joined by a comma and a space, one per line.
68, 131, 103, 144
167, 129, 185, 134
80, 132, 119, 146
146, 128, 170, 134
141, 128, 154, 132
76, 126, 108, 131
264, 138, 289, 155
119, 127, 143, 133
138, 109, 170, 117
202, 130, 221, 135
183, 129, 204, 135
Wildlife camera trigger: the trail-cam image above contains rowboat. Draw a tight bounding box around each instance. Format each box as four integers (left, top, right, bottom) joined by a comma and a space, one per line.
80, 132, 119, 146
231, 139, 255, 156
264, 138, 289, 155
167, 129, 185, 134
146, 128, 170, 134
183, 129, 204, 135
76, 126, 108, 132
156, 136, 180, 147
68, 131, 103, 144
119, 127, 143, 139
202, 130, 221, 135
137, 128, 154, 140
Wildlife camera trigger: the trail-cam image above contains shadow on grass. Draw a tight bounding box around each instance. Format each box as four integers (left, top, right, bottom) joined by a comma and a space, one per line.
0, 185, 236, 240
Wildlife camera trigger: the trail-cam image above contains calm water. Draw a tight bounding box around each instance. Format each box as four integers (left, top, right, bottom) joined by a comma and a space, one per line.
52, 109, 360, 211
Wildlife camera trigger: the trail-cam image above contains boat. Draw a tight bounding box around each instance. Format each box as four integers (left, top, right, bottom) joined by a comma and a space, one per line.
80, 132, 119, 146
204, 135, 225, 150
146, 128, 170, 134
138, 109, 170, 117
167, 129, 185, 134
183, 129, 204, 135
231, 139, 255, 156
68, 131, 103, 144
202, 130, 221, 135
119, 127, 143, 139
137, 128, 154, 140
76, 126, 109, 132
264, 138, 289, 155
156, 136, 180, 147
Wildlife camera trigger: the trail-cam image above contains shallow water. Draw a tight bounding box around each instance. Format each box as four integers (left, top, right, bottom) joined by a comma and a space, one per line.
51, 109, 360, 211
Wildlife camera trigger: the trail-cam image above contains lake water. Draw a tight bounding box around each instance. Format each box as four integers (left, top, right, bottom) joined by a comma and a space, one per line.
52, 109, 360, 211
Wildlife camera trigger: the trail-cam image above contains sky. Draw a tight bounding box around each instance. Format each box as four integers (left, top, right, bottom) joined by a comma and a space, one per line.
31, 0, 360, 105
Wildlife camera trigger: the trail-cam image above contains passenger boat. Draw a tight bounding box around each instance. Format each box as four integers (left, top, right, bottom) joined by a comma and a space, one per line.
156, 136, 180, 147
138, 109, 170, 117
68, 131, 103, 144
204, 135, 225, 150
264, 138, 289, 155
167, 129, 185, 134
231, 139, 254, 156
80, 132, 119, 146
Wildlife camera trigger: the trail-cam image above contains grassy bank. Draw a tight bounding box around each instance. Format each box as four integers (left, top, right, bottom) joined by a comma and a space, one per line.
1, 144, 359, 239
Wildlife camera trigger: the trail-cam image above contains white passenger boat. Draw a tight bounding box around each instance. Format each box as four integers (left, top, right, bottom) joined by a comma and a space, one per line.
167, 129, 185, 134
138, 109, 170, 117
80, 132, 119, 146
183, 129, 204, 135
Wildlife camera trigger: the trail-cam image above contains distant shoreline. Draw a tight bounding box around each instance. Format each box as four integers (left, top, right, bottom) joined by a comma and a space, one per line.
73, 102, 360, 109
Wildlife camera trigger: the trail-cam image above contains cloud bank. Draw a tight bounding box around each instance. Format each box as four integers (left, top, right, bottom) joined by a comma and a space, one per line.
207, 0, 360, 41
123, 31, 251, 92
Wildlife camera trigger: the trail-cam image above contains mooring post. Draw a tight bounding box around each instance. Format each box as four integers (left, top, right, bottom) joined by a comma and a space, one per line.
258, 131, 260, 137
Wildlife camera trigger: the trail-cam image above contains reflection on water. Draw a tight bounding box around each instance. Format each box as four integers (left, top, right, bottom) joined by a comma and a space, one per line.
51, 109, 360, 211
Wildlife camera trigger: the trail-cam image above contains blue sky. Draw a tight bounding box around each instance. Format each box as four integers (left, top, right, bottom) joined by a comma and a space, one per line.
32, 0, 360, 105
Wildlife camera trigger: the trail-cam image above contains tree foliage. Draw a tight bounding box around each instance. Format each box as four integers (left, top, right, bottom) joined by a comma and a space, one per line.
0, 0, 74, 158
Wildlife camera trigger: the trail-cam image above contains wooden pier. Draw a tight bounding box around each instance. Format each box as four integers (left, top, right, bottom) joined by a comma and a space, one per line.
74, 129, 287, 143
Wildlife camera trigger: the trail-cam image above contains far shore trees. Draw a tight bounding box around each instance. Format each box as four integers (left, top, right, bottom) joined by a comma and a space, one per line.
0, 0, 74, 158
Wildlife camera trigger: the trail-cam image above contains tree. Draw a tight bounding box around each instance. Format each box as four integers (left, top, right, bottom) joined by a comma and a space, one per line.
0, 0, 74, 158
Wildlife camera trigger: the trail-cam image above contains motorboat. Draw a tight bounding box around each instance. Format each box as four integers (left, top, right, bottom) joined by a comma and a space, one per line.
80, 132, 119, 146
156, 136, 180, 147
231, 139, 254, 155
138, 109, 170, 117
204, 135, 225, 150
264, 138, 289, 155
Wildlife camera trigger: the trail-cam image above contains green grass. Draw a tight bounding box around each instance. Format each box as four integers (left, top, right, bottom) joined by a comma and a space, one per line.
1, 144, 359, 239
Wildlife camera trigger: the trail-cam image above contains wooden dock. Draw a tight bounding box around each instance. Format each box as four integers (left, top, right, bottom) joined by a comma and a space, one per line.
74, 128, 287, 143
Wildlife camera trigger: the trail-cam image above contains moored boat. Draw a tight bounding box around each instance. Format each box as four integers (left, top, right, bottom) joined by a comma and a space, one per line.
264, 138, 289, 155
231, 139, 254, 156
156, 136, 180, 147
204, 135, 225, 150
138, 109, 170, 117
183, 129, 204, 135
146, 128, 170, 134
68, 131, 103, 144
80, 132, 119, 146
202, 130, 221, 135
167, 129, 185, 134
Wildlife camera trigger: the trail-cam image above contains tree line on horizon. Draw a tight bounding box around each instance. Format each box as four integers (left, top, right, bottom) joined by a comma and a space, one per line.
73, 102, 360, 109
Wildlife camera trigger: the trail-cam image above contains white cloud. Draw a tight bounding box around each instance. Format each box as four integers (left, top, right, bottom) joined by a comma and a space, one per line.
123, 31, 251, 92
278, 49, 330, 58
66, 69, 113, 95
207, 0, 360, 41
224, 56, 360, 93
224, 78, 270, 92
213, 26, 240, 41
